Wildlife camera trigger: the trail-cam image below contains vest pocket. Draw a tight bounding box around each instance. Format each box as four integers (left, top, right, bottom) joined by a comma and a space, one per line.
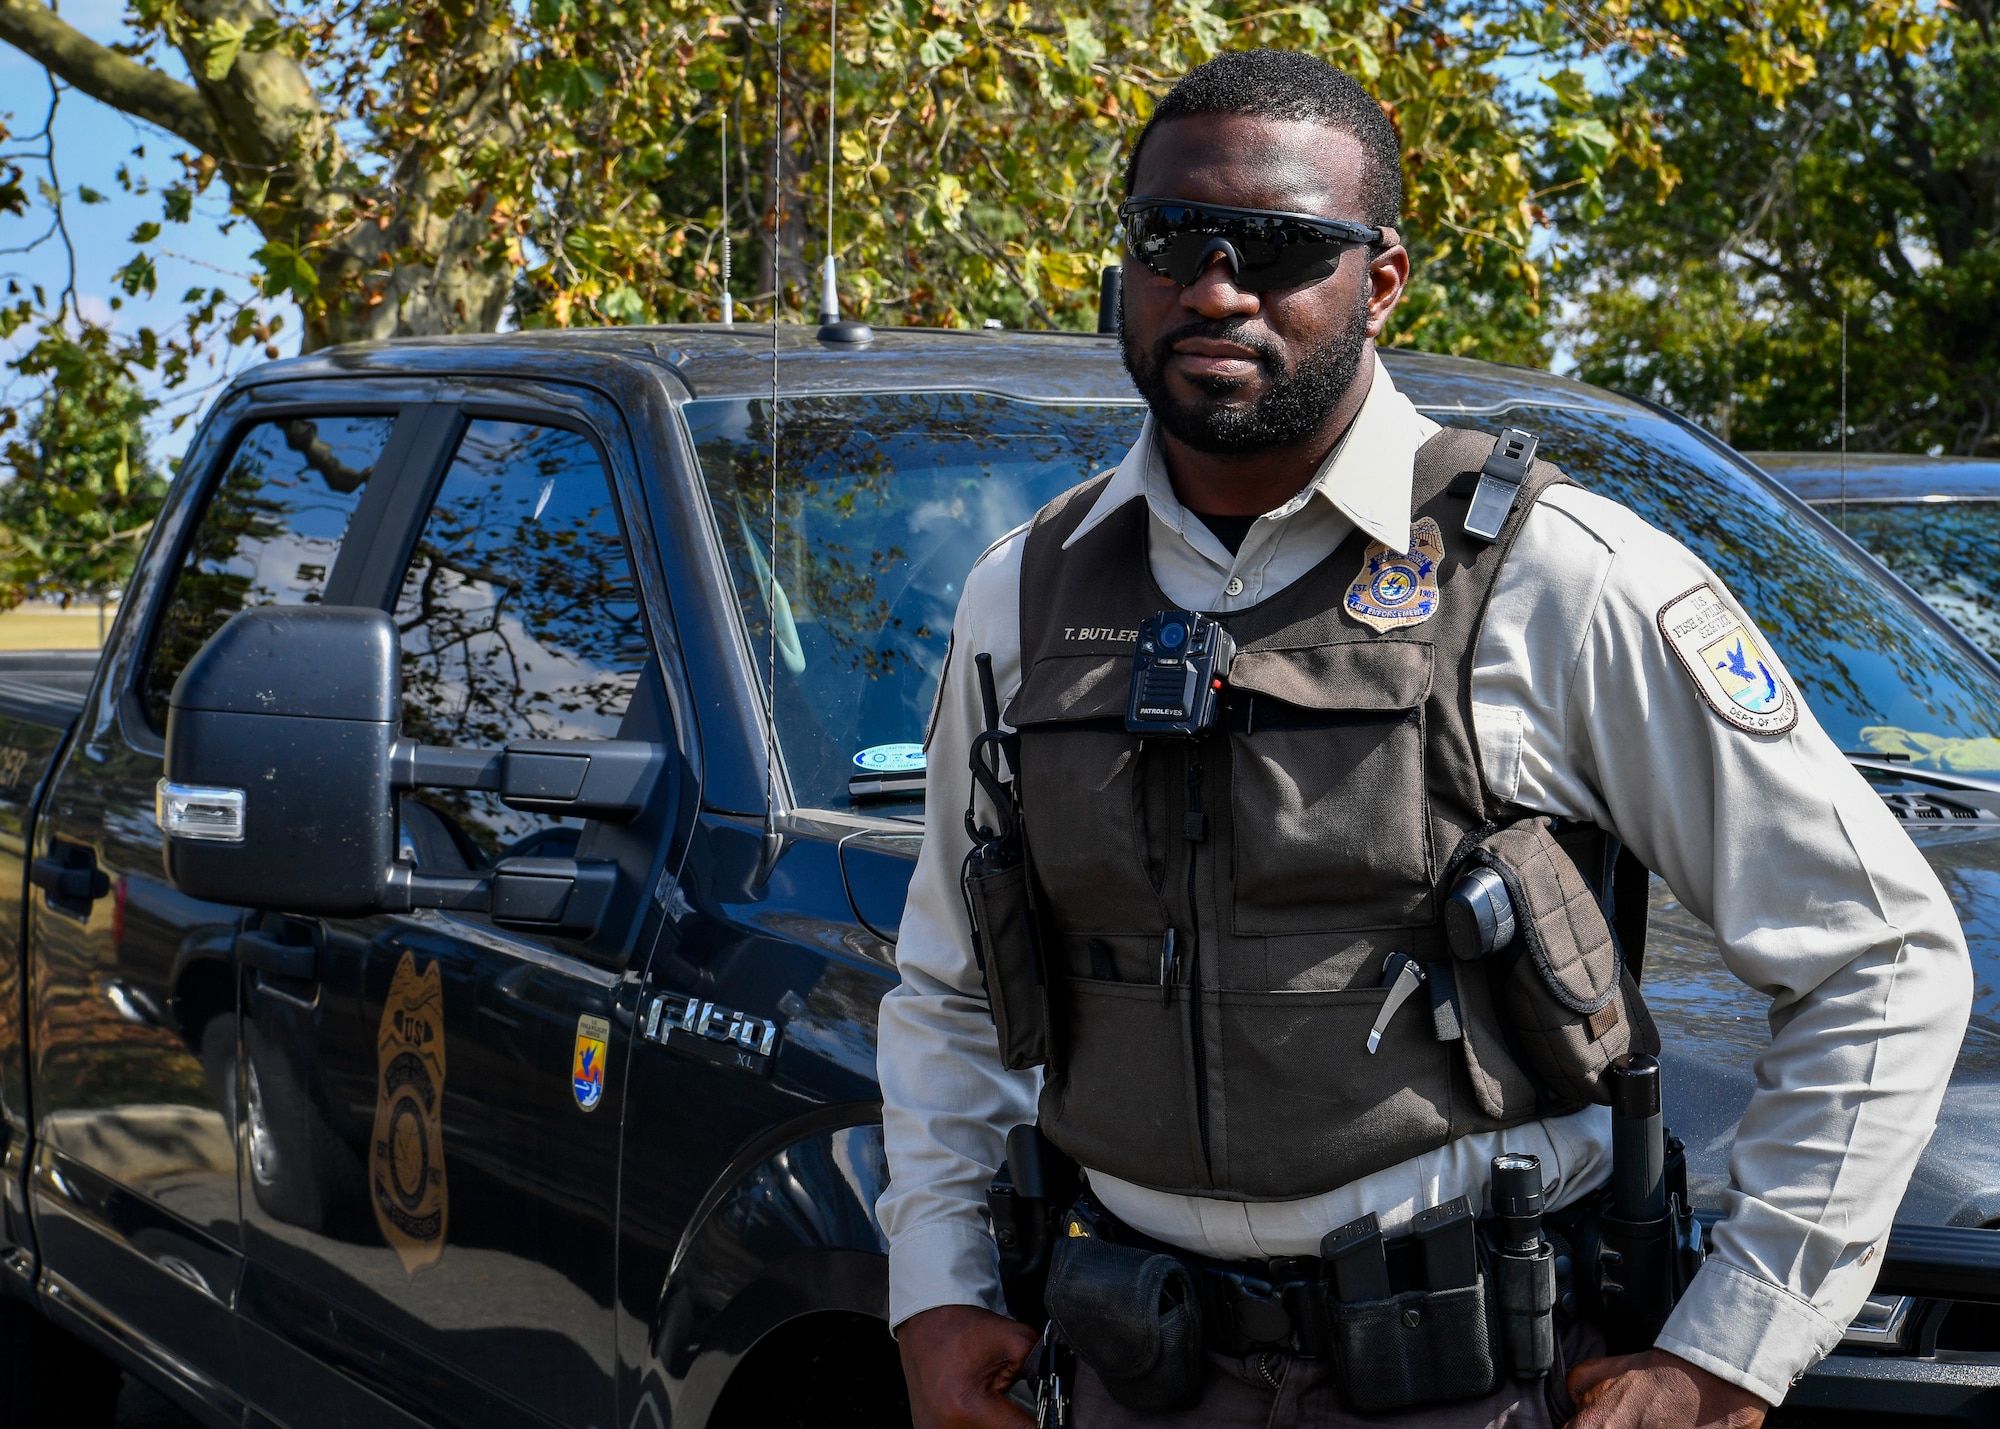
1227, 710, 1432, 935
1018, 726, 1166, 934
1040, 978, 1205, 1194
1212, 986, 1452, 1198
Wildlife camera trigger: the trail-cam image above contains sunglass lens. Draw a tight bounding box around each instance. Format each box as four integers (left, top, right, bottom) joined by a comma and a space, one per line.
1129, 208, 1342, 291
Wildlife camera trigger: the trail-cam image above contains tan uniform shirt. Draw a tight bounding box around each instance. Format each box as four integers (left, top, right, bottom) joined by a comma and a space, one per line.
875, 357, 1972, 1403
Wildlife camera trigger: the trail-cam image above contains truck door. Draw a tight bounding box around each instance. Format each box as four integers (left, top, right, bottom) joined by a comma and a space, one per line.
27, 401, 423, 1411
232, 405, 674, 1429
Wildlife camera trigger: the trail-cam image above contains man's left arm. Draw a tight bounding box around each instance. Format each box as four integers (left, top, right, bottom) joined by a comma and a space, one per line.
1484, 490, 1974, 1408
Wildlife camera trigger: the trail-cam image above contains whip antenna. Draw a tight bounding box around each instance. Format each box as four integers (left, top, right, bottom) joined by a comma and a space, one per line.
720, 102, 734, 324
816, 0, 870, 344
761, 0, 785, 873
1839, 307, 1849, 533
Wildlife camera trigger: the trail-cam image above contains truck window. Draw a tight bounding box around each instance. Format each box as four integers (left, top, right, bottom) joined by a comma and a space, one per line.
395, 418, 646, 865
141, 414, 393, 730
687, 393, 1144, 814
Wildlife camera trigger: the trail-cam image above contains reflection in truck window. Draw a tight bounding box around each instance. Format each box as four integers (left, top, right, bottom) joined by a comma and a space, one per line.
395, 419, 646, 864
687, 394, 1143, 813
142, 414, 393, 730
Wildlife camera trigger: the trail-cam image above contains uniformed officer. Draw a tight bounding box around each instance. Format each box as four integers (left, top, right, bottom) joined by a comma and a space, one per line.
878, 48, 1972, 1429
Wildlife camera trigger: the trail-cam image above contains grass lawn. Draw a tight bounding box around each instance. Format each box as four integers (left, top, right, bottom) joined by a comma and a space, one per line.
0, 607, 115, 651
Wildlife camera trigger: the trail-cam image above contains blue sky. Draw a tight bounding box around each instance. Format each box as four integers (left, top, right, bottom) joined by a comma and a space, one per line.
2, 2, 299, 466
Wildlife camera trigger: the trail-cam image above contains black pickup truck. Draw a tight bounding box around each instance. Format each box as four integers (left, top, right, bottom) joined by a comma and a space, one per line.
4, 325, 2000, 1429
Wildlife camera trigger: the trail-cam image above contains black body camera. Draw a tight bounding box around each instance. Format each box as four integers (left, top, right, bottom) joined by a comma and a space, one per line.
1125, 610, 1236, 738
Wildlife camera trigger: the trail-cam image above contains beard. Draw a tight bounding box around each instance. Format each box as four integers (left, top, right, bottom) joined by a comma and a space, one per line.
1122, 296, 1371, 455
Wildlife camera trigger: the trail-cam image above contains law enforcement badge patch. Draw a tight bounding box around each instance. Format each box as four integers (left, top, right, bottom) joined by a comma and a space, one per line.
1345, 517, 1444, 633
1658, 583, 1798, 735
573, 1014, 610, 1111
371, 951, 447, 1275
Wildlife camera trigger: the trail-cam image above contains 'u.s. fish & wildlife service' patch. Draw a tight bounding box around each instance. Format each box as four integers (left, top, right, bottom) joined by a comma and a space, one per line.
1345, 517, 1444, 634
1658, 583, 1797, 735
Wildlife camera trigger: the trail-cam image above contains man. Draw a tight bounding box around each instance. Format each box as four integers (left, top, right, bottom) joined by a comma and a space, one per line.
878, 48, 1970, 1429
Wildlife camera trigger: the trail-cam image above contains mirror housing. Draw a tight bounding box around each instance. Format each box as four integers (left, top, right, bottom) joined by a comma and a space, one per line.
162, 605, 662, 935
163, 605, 400, 916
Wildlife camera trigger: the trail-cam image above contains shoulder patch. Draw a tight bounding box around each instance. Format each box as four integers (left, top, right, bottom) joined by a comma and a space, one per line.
1658, 584, 1797, 735
1345, 517, 1444, 633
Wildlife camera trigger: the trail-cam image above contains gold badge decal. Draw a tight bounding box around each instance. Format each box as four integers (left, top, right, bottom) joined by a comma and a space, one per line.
371, 952, 448, 1274
1345, 518, 1444, 634
1658, 583, 1798, 735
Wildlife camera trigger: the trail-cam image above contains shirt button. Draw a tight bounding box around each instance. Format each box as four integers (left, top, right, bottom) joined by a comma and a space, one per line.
1224, 577, 1245, 597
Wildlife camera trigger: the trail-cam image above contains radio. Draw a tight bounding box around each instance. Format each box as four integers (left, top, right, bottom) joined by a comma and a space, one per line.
1125, 609, 1237, 738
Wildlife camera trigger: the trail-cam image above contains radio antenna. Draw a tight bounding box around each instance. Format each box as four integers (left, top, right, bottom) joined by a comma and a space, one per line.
719, 102, 734, 324
762, 0, 785, 873
815, 0, 870, 343
1838, 307, 1849, 533
818, 0, 839, 325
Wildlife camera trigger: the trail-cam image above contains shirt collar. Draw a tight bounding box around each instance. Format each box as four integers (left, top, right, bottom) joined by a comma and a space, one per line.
1064, 354, 1432, 555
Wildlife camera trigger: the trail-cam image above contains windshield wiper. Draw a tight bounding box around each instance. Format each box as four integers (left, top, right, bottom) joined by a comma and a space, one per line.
1845, 753, 2000, 797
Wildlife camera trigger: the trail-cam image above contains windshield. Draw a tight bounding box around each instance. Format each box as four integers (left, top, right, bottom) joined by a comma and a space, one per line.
689, 392, 2000, 813
1817, 502, 2000, 663
687, 393, 1143, 811
1515, 407, 2000, 773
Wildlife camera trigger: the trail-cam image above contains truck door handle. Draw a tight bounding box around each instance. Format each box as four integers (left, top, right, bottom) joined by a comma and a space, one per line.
30, 842, 110, 911
236, 920, 322, 981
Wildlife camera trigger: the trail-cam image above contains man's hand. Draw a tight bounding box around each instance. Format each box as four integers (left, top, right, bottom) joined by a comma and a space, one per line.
900, 1304, 1041, 1429
1567, 1350, 1769, 1429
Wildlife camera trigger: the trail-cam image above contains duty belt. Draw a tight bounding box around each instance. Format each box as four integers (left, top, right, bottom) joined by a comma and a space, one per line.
1076, 1192, 1598, 1360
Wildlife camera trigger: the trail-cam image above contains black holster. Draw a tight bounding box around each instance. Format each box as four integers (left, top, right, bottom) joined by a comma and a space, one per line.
1043, 1205, 1205, 1414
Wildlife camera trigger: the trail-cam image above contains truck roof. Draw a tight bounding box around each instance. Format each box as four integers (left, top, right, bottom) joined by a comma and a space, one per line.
233, 323, 1648, 418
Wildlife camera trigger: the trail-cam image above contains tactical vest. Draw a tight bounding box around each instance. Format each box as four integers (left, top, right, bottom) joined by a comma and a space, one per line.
1007, 428, 1588, 1202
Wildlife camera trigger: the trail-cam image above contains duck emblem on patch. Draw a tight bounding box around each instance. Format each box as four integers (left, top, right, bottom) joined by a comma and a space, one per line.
1345, 517, 1444, 633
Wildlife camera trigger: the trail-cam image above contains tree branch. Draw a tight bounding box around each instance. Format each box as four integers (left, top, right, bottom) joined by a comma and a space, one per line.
0, 0, 222, 155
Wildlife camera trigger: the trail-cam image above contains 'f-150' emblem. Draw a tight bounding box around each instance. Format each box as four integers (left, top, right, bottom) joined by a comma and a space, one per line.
643, 992, 779, 1076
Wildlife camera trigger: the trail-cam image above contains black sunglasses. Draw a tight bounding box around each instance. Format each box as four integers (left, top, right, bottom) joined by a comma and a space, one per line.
1118, 198, 1387, 292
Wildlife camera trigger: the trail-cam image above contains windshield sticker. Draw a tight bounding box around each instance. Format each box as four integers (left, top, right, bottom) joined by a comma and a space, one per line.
854, 743, 926, 773
1345, 518, 1443, 634
1659, 584, 1798, 735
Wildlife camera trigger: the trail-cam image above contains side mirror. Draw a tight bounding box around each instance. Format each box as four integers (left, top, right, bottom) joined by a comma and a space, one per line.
160, 605, 662, 937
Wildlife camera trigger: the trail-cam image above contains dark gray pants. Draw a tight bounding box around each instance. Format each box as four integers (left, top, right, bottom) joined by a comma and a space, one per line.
1072, 1320, 1603, 1428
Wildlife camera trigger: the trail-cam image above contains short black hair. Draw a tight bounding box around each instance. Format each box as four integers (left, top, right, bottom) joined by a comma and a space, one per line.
1123, 49, 1403, 228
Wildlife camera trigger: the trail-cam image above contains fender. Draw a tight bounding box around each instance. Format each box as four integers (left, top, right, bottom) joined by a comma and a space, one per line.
637, 1107, 894, 1429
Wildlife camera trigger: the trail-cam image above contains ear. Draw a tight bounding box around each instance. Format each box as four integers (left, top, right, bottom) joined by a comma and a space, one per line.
1365, 232, 1410, 339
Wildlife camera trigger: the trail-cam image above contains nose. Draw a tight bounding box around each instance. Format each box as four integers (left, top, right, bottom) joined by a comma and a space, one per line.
1182, 240, 1261, 319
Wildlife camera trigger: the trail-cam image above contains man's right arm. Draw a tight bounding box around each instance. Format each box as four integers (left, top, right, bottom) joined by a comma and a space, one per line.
876, 528, 1040, 1332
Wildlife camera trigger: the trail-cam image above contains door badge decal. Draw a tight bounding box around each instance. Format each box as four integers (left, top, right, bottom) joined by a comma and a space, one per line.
572, 1013, 610, 1111
1345, 517, 1444, 633
371, 951, 448, 1275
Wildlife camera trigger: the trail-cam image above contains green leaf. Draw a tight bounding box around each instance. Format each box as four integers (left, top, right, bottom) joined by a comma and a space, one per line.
115, 253, 158, 298
76, 186, 107, 205
531, 0, 575, 26
601, 285, 646, 322
918, 27, 966, 67
1063, 16, 1104, 77
533, 59, 607, 110
1555, 115, 1617, 168
1542, 69, 1594, 113
129, 222, 160, 244
1292, 5, 1331, 41
252, 241, 319, 302
200, 18, 245, 79
163, 185, 192, 223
